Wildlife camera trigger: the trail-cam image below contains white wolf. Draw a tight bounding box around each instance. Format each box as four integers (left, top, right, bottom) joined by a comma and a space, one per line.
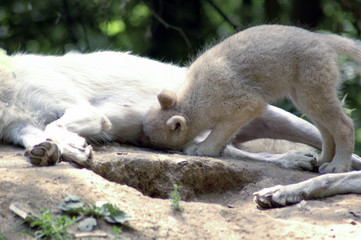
143, 24, 360, 175
1, 50, 324, 168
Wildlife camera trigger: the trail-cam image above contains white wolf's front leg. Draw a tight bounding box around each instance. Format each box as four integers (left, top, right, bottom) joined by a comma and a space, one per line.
14, 125, 60, 166
24, 104, 111, 167
253, 171, 361, 208
224, 146, 318, 171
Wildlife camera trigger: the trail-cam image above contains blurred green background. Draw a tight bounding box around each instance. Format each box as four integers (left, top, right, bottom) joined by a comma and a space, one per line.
1, 0, 361, 154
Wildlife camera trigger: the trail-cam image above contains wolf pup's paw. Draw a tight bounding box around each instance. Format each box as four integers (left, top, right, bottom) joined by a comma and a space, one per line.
319, 161, 349, 174
24, 140, 60, 166
279, 150, 318, 171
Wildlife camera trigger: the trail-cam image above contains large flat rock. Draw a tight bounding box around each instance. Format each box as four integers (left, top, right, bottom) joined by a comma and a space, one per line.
1, 143, 361, 239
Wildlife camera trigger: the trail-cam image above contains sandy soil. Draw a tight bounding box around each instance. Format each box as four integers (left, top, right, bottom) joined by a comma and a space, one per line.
1, 143, 361, 239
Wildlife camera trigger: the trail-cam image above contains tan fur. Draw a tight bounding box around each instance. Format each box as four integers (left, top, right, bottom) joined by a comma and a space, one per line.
143, 24, 361, 174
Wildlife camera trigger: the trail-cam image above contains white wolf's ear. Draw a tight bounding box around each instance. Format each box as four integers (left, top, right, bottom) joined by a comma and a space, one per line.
166, 116, 187, 132
157, 90, 177, 110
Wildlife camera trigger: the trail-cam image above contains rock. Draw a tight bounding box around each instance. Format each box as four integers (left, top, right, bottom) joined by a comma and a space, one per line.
1, 143, 361, 240
78, 217, 97, 232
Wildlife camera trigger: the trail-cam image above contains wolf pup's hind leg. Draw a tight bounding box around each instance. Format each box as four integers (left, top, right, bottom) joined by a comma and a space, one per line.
291, 56, 354, 173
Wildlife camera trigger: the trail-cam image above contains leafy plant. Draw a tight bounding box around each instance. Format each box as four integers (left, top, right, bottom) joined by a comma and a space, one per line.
0, 233, 7, 240
170, 184, 183, 211
25, 208, 76, 240
58, 194, 132, 224
57, 195, 85, 215
19, 195, 132, 239
111, 225, 123, 240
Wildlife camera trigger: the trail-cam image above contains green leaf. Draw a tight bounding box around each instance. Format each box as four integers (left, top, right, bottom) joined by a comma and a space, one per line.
59, 202, 86, 212
99, 203, 132, 224
104, 213, 132, 224
64, 194, 81, 203
58, 194, 86, 214
0, 48, 13, 73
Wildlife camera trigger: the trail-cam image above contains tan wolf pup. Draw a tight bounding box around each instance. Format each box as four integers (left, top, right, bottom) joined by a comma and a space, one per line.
143, 24, 361, 174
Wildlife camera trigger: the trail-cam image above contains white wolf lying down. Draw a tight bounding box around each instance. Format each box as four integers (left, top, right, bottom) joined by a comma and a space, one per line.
1, 50, 361, 207
0, 50, 325, 169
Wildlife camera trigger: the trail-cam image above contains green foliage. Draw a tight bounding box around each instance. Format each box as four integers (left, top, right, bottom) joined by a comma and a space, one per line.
25, 208, 75, 240
0, 233, 7, 240
58, 194, 132, 224
0, 1, 152, 54
111, 225, 123, 240
0, 48, 13, 73
170, 184, 183, 212
22, 195, 131, 239
57, 194, 86, 215
339, 57, 361, 154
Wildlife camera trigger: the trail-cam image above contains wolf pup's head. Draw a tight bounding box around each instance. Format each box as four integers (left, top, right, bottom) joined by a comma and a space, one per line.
143, 90, 190, 151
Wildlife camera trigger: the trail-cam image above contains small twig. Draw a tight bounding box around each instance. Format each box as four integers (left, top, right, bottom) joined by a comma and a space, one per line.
9, 203, 31, 219
142, 1, 192, 48
73, 231, 108, 239
204, 0, 238, 29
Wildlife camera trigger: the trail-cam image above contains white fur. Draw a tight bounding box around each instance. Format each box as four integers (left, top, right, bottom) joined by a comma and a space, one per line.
5, 51, 187, 143
254, 171, 361, 208
1, 51, 187, 164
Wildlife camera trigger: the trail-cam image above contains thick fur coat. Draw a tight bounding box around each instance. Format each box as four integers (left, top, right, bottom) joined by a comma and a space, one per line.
143, 25, 361, 174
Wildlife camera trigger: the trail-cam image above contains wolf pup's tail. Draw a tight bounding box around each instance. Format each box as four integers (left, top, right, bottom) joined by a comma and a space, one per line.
321, 33, 361, 64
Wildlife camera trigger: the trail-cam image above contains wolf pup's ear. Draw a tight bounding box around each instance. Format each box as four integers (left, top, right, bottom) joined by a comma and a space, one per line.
166, 116, 187, 132
157, 90, 177, 110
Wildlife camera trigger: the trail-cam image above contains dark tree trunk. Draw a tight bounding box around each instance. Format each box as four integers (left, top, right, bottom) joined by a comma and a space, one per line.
291, 0, 322, 28
147, 0, 202, 63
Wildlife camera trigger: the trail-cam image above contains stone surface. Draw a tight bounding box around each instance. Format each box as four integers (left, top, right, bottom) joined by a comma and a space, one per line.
1, 142, 361, 239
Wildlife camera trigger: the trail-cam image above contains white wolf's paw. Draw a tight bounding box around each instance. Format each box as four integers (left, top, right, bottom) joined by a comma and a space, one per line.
24, 140, 60, 166
319, 161, 349, 174
184, 143, 220, 157
279, 151, 318, 171
253, 185, 302, 208
61, 142, 94, 168
45, 125, 94, 168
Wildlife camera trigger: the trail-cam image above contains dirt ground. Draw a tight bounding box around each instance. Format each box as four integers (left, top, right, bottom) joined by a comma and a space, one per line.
1, 143, 361, 239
